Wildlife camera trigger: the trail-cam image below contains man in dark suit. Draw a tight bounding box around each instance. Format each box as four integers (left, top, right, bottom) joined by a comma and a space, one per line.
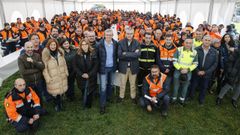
118, 27, 141, 104
188, 35, 218, 105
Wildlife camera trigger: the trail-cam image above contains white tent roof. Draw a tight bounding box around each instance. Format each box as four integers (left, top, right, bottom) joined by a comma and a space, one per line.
0, 0, 236, 29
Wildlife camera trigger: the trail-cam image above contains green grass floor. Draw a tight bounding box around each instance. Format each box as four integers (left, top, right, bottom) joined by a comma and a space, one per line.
0, 73, 240, 135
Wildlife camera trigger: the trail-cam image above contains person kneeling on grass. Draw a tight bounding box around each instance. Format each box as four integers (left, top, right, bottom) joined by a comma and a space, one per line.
4, 78, 47, 133
139, 65, 170, 117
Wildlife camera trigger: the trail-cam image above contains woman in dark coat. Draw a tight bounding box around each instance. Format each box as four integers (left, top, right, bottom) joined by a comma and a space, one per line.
220, 34, 237, 69
73, 39, 98, 108
60, 38, 77, 101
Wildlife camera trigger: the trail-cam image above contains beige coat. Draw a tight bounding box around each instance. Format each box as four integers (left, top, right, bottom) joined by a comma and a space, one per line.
42, 48, 68, 96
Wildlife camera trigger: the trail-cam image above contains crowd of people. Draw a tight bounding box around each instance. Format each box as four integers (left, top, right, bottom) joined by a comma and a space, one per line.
1, 10, 240, 133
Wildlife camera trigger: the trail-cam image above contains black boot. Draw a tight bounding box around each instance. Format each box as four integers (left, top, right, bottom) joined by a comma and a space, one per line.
216, 97, 222, 105
100, 106, 106, 115
54, 95, 61, 112
232, 99, 238, 109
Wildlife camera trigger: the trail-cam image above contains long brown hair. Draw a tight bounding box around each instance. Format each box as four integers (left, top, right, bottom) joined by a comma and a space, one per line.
45, 38, 63, 55
77, 39, 94, 55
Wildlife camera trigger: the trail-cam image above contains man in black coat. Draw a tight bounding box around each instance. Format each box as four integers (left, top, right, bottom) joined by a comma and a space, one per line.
118, 27, 141, 103
217, 48, 240, 108
188, 35, 218, 105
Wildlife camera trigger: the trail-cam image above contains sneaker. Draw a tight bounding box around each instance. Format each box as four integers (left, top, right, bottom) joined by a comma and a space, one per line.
147, 105, 152, 112
161, 111, 168, 117
179, 100, 185, 107
216, 97, 222, 105
117, 97, 124, 103
54, 105, 61, 112
232, 99, 238, 109
132, 98, 138, 105
100, 107, 106, 115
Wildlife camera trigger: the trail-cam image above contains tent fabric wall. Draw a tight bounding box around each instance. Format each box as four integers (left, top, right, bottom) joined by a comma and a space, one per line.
64, 1, 75, 14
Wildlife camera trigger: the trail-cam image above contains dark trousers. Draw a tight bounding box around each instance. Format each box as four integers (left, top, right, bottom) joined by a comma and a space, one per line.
137, 69, 150, 97
54, 95, 62, 107
189, 74, 211, 104
27, 80, 44, 105
11, 109, 39, 133
209, 69, 224, 94
27, 79, 53, 104
4, 42, 17, 56
139, 95, 170, 112
66, 74, 76, 99
77, 78, 95, 108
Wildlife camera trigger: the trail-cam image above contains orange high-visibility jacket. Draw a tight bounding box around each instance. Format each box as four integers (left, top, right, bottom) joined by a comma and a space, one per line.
145, 73, 167, 97
4, 87, 40, 122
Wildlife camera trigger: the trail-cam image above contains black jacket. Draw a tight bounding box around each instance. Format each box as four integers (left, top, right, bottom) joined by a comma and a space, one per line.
139, 42, 157, 70
97, 38, 118, 74
73, 51, 98, 92
63, 47, 76, 77
118, 38, 141, 74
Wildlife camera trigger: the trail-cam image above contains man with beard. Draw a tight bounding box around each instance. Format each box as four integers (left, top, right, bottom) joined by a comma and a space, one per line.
18, 41, 46, 105
138, 33, 157, 97
72, 28, 83, 47
42, 26, 60, 47
157, 34, 177, 91
139, 65, 170, 117
87, 30, 98, 50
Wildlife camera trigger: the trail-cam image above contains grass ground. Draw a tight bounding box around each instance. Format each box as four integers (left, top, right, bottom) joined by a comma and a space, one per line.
0, 72, 240, 135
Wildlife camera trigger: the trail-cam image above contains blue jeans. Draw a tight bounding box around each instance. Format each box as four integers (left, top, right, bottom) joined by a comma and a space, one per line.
99, 67, 115, 107
164, 76, 173, 92
172, 70, 192, 102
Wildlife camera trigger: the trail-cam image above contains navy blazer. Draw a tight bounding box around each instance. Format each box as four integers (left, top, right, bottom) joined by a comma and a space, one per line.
195, 46, 218, 78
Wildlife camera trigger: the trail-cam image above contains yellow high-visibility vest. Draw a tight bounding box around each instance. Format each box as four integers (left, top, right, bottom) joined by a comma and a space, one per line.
173, 46, 198, 71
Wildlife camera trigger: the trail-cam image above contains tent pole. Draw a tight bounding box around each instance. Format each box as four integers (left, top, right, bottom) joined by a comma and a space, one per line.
42, 0, 46, 17
208, 0, 214, 24
0, 0, 6, 27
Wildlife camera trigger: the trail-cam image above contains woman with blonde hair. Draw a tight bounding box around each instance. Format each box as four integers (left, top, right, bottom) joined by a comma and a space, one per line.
42, 39, 68, 111
73, 39, 98, 108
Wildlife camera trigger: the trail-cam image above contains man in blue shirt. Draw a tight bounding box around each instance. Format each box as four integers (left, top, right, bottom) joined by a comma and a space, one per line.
97, 29, 118, 114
